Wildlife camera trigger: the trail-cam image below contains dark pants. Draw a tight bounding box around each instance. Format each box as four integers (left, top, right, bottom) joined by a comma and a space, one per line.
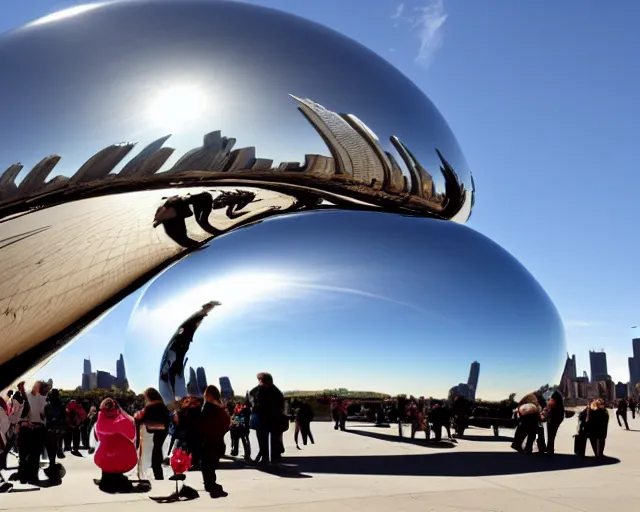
256, 428, 281, 463
616, 411, 629, 430
547, 420, 562, 454
294, 421, 314, 446
152, 431, 168, 480
45, 430, 64, 466
512, 415, 538, 451
64, 427, 81, 451
18, 424, 45, 482
167, 435, 176, 456
201, 444, 224, 492
589, 436, 606, 457
525, 424, 546, 453
230, 425, 251, 457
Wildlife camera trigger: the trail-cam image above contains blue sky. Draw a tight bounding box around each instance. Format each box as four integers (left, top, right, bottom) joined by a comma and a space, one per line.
2, 0, 638, 395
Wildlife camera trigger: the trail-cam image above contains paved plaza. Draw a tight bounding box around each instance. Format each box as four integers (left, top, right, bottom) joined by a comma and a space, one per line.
2, 416, 639, 512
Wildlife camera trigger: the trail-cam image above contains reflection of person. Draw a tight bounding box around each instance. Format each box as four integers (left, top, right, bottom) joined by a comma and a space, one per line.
160, 301, 221, 400
186, 192, 221, 236
153, 196, 200, 248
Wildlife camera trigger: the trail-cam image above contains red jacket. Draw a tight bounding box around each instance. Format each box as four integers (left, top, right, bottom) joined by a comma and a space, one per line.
94, 410, 138, 474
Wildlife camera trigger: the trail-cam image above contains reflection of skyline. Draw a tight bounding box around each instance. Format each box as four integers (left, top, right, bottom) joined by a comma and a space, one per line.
117, 210, 564, 400
0, 96, 469, 222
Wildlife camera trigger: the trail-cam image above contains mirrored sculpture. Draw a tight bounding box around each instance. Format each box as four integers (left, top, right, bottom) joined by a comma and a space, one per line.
0, 0, 564, 397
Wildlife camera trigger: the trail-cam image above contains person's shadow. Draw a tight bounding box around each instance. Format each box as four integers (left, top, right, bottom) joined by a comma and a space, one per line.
347, 428, 456, 449
285, 451, 620, 477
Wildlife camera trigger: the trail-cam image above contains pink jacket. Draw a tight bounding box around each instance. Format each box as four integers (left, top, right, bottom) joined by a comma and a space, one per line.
94, 409, 138, 474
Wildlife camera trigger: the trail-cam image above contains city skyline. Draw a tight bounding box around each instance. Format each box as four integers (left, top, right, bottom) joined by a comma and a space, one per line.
2, 1, 639, 396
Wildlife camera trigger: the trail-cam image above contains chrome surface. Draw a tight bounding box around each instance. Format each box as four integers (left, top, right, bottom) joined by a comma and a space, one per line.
0, 0, 562, 395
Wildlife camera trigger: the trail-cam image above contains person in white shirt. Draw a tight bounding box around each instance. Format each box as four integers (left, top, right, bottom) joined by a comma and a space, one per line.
17, 381, 48, 484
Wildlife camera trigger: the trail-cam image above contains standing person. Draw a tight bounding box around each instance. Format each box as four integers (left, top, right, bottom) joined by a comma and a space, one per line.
44, 389, 66, 476
65, 399, 87, 456
230, 402, 251, 460
135, 388, 169, 481
20, 381, 48, 484
173, 396, 204, 469
397, 396, 407, 438
616, 398, 629, 430
294, 401, 315, 449
199, 385, 231, 498
586, 398, 609, 458
0, 398, 10, 472
545, 391, 564, 455
252, 372, 285, 465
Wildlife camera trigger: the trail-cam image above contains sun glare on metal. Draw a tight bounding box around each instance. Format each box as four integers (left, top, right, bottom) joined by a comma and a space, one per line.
28, 3, 108, 27
148, 85, 208, 131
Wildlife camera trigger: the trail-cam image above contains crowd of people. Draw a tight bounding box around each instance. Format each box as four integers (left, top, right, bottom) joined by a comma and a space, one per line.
0, 372, 301, 498
1, 378, 635, 497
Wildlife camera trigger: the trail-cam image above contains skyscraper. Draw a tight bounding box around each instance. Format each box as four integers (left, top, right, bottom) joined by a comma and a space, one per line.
467, 361, 480, 395
629, 339, 640, 389
589, 350, 609, 383
196, 367, 208, 395
116, 354, 126, 381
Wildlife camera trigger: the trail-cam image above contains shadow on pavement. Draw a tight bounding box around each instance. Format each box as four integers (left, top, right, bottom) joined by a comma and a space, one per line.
285, 451, 620, 477
461, 434, 514, 443
346, 428, 456, 449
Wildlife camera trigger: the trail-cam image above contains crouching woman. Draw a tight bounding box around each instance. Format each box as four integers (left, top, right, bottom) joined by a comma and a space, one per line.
94, 398, 138, 493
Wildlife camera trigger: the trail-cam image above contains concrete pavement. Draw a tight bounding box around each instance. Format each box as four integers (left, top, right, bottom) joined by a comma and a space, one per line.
1, 414, 639, 512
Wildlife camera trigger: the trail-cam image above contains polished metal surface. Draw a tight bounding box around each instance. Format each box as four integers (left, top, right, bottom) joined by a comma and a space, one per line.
124, 211, 566, 399
0, 0, 562, 395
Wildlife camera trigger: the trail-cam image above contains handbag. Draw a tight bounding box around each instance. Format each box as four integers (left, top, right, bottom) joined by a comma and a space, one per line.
249, 412, 261, 430
280, 413, 290, 433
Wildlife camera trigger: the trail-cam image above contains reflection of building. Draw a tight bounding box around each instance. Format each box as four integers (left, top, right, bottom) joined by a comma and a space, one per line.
171, 131, 236, 173
449, 361, 480, 400
17, 156, 61, 196
590, 350, 609, 383
196, 367, 208, 394
187, 367, 199, 395
69, 143, 135, 185
119, 135, 171, 177
291, 96, 387, 187
219, 376, 234, 400
467, 361, 480, 395
81, 354, 128, 391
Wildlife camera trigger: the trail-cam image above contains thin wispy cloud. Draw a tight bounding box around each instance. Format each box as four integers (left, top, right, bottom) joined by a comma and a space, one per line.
391, 0, 448, 68
564, 320, 595, 328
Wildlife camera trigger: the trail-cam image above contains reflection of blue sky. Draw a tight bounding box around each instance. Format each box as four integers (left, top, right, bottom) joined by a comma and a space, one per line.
38, 211, 565, 400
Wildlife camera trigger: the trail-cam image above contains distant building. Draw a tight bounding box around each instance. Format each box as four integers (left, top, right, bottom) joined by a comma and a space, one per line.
219, 376, 234, 400
81, 355, 127, 391
589, 350, 609, 383
628, 338, 640, 392
615, 382, 629, 399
